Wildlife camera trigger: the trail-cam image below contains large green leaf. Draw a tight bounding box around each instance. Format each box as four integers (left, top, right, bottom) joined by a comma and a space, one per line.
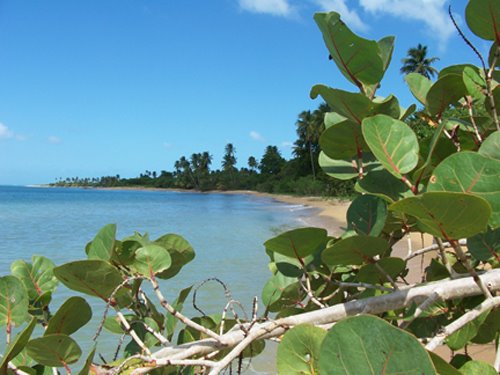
26, 334, 82, 367
390, 192, 491, 240
166, 286, 192, 341
472, 308, 500, 344
87, 223, 116, 260
346, 195, 387, 236
362, 114, 419, 178
479, 130, 500, 161
466, 0, 500, 43
78, 347, 96, 375
355, 169, 412, 202
311, 85, 372, 124
426, 74, 467, 117
276, 324, 326, 375
428, 152, 500, 228
357, 257, 406, 285
154, 234, 195, 279
446, 311, 489, 350
460, 360, 497, 375
10, 256, 58, 302
318, 315, 435, 374
314, 12, 384, 88
467, 227, 500, 262
130, 244, 172, 277
45, 296, 92, 336
320, 151, 381, 180
53, 260, 123, 301
405, 73, 432, 106
262, 273, 299, 308
373, 95, 401, 119
0, 318, 36, 373
264, 227, 327, 258
428, 352, 461, 375
320, 120, 366, 159
0, 276, 29, 327
463, 66, 486, 101
322, 235, 389, 266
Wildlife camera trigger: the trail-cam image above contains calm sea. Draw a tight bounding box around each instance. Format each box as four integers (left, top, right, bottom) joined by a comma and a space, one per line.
0, 185, 314, 371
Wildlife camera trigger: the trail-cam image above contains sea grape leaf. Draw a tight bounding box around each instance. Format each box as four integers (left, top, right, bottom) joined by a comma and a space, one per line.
446, 311, 489, 350
346, 195, 387, 236
53, 260, 123, 301
479, 130, 500, 161
357, 257, 406, 285
318, 315, 435, 375
324, 112, 347, 128
489, 42, 500, 67
372, 95, 401, 119
390, 192, 491, 240
355, 169, 412, 202
264, 227, 327, 258
45, 296, 92, 336
460, 360, 497, 375
319, 120, 366, 159
314, 12, 384, 87
26, 334, 82, 368
0, 276, 29, 327
401, 103, 417, 121
0, 317, 36, 373
130, 244, 172, 277
319, 151, 381, 180
154, 234, 195, 279
466, 0, 500, 43
262, 273, 299, 308
276, 324, 326, 375
87, 223, 116, 260
472, 308, 500, 344
428, 352, 461, 375
274, 252, 303, 277
426, 74, 467, 117
362, 114, 419, 178
377, 36, 395, 74
10, 255, 58, 302
439, 64, 478, 78
428, 151, 500, 228
311, 85, 372, 124
468, 227, 500, 262
322, 235, 389, 266
463, 66, 486, 101
405, 73, 432, 106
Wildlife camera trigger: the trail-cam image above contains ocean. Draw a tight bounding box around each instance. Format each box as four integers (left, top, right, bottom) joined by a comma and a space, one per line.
0, 185, 314, 371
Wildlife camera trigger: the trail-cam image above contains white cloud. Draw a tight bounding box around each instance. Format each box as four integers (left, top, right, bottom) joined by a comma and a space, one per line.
250, 131, 265, 142
358, 0, 455, 49
281, 141, 294, 148
239, 0, 295, 17
0, 123, 13, 139
0, 123, 25, 141
312, 0, 368, 32
48, 136, 61, 144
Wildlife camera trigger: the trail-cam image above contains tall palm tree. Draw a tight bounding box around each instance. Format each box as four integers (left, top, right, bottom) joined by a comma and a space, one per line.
400, 44, 439, 79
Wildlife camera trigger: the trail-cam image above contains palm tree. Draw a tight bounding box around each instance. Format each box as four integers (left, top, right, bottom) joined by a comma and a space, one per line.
400, 44, 439, 79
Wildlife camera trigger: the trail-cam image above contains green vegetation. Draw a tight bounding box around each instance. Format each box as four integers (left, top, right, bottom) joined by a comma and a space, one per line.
50, 104, 353, 197
3, 0, 500, 374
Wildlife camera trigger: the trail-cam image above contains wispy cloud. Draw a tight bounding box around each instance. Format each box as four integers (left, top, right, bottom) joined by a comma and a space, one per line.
250, 131, 265, 142
358, 0, 455, 50
239, 0, 295, 17
48, 136, 61, 144
281, 141, 294, 148
163, 142, 173, 150
0, 123, 26, 141
312, 0, 368, 32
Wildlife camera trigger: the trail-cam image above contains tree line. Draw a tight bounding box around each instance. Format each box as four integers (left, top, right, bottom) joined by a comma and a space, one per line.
51, 103, 354, 197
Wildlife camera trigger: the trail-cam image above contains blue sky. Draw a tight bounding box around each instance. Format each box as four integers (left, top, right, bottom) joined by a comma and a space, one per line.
0, 0, 487, 185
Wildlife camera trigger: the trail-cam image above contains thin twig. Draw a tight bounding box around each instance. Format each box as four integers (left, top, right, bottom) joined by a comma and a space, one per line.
150, 276, 221, 341
426, 296, 500, 351
193, 277, 232, 317
399, 289, 442, 330
299, 277, 326, 308
405, 239, 466, 261
129, 320, 170, 346
7, 363, 30, 375
115, 309, 152, 356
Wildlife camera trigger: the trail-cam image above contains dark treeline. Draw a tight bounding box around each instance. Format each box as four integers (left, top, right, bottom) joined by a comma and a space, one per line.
51, 104, 354, 197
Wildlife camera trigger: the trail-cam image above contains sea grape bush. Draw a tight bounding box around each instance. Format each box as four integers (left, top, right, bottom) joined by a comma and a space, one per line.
1, 0, 500, 374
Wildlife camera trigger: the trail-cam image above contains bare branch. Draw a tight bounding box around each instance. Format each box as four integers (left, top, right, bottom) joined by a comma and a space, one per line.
425, 296, 500, 351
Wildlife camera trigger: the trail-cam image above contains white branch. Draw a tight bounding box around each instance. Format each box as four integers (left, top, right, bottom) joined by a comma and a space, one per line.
121, 270, 500, 374
425, 296, 500, 351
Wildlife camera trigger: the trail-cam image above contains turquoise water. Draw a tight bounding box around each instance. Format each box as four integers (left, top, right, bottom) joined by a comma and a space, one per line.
0, 185, 313, 370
